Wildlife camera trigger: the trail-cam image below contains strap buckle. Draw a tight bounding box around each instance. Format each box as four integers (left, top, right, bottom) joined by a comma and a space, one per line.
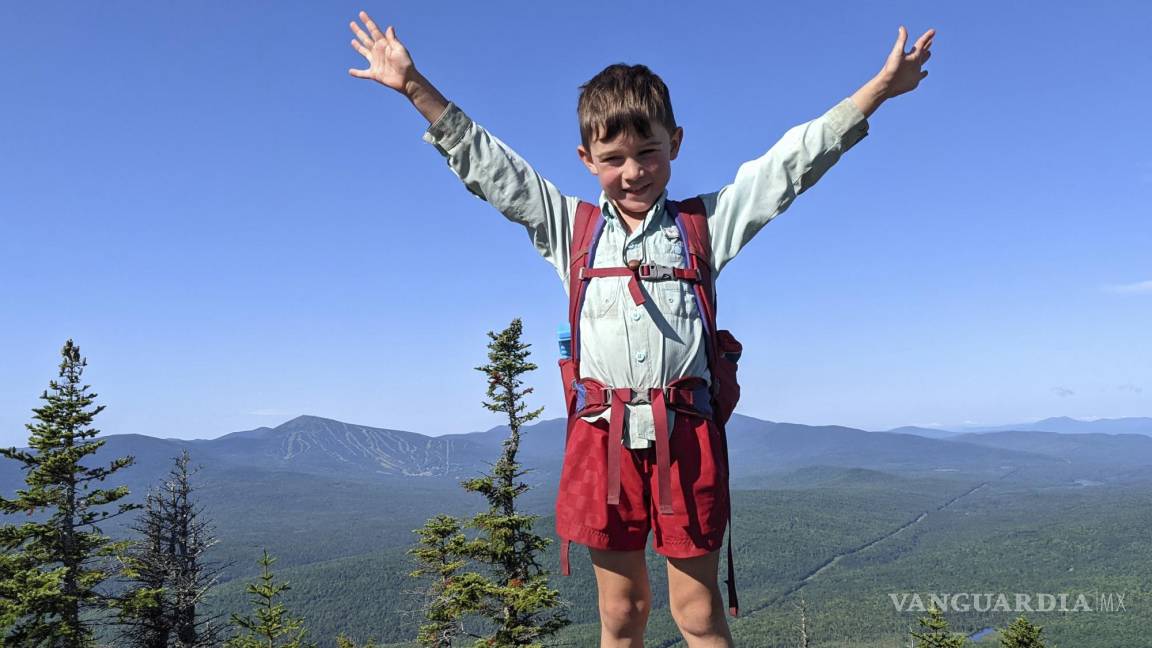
637, 263, 676, 281
606, 387, 650, 405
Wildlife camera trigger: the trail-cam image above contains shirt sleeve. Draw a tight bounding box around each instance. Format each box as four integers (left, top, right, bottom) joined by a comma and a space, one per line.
699, 97, 870, 274
423, 102, 579, 283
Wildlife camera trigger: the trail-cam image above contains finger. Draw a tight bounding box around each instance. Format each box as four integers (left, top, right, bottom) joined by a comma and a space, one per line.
385, 25, 398, 44
921, 49, 932, 64
920, 70, 929, 80
349, 67, 372, 79
911, 29, 933, 55
921, 32, 936, 55
891, 25, 908, 56
360, 10, 385, 40
350, 38, 370, 59
350, 21, 373, 47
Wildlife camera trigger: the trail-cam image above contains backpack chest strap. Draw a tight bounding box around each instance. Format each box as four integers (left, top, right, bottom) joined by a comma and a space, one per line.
579, 263, 701, 306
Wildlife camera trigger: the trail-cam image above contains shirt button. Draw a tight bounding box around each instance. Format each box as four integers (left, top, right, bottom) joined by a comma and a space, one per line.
631, 310, 642, 321
635, 351, 647, 362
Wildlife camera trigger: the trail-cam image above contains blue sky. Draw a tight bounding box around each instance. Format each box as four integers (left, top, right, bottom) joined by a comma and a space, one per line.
2, 2, 1149, 446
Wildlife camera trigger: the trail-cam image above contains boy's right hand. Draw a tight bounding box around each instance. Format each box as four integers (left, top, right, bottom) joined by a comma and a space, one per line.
348, 11, 414, 94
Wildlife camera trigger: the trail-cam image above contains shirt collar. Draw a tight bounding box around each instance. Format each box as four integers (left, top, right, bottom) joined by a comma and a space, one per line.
598, 189, 669, 230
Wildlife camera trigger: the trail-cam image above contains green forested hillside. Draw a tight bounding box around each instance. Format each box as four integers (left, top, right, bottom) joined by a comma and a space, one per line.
79, 466, 1149, 647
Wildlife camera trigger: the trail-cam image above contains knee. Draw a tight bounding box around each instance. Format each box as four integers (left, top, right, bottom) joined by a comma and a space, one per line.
670, 593, 721, 638
599, 594, 650, 634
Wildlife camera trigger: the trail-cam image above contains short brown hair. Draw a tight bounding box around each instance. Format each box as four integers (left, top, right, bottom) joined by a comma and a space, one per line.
577, 64, 677, 149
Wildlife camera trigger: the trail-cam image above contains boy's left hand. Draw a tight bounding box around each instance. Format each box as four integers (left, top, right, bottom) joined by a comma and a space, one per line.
876, 26, 935, 99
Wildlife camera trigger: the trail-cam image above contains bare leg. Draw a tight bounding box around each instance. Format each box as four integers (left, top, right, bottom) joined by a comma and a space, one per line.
589, 548, 651, 647
666, 550, 733, 647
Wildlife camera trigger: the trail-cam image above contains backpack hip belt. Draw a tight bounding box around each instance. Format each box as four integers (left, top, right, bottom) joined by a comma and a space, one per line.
571, 375, 712, 517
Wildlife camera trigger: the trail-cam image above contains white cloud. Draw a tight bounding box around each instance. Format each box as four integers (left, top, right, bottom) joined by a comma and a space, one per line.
1118, 383, 1144, 394
1052, 386, 1075, 398
1104, 280, 1152, 294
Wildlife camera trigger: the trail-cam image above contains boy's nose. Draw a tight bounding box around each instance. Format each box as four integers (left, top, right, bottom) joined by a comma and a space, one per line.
622, 159, 644, 181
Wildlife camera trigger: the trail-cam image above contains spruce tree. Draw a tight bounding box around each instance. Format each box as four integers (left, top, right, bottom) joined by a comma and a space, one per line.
999, 615, 1047, 648
113, 487, 168, 647
115, 449, 228, 646
408, 514, 468, 647
409, 318, 569, 647
910, 604, 968, 647
225, 548, 316, 648
0, 339, 141, 646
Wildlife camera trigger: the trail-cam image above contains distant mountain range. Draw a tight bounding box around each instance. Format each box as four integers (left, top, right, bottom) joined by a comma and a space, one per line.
882, 416, 1152, 438
5, 414, 1152, 498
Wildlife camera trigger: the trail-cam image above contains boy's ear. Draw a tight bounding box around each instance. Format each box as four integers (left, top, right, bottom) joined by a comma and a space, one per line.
576, 145, 599, 175
669, 127, 684, 161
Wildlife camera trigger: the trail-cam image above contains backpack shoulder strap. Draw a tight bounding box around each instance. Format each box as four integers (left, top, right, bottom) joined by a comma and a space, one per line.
567, 200, 604, 360
673, 196, 718, 334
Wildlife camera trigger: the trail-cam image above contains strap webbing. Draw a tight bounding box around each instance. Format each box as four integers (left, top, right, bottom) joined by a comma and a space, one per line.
650, 389, 674, 516
605, 388, 629, 506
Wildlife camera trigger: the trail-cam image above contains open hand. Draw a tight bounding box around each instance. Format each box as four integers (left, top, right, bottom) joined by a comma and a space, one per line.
348, 10, 414, 93
877, 26, 935, 98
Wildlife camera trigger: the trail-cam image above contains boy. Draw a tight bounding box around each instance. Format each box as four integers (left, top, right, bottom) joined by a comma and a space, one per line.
348, 11, 933, 647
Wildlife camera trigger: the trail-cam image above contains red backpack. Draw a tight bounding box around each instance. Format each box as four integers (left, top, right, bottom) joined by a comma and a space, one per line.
558, 196, 743, 616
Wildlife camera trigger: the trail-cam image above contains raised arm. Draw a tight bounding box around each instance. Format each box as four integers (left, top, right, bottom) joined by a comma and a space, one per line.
702, 26, 935, 274
347, 11, 577, 282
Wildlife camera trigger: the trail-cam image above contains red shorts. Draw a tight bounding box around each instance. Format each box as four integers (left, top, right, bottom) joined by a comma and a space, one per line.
555, 411, 729, 559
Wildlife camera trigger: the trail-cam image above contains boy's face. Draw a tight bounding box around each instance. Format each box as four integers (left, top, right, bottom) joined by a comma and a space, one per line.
577, 121, 683, 220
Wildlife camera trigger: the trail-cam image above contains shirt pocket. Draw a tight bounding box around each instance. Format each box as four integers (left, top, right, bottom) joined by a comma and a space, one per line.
653, 226, 687, 266
650, 227, 694, 320
584, 278, 622, 318
653, 281, 697, 320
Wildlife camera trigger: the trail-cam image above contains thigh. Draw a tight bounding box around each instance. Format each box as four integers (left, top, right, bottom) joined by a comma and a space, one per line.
666, 549, 721, 597
589, 548, 652, 605
666, 549, 725, 625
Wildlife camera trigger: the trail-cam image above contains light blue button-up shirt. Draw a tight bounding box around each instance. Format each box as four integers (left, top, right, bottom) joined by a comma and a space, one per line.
423, 98, 868, 447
